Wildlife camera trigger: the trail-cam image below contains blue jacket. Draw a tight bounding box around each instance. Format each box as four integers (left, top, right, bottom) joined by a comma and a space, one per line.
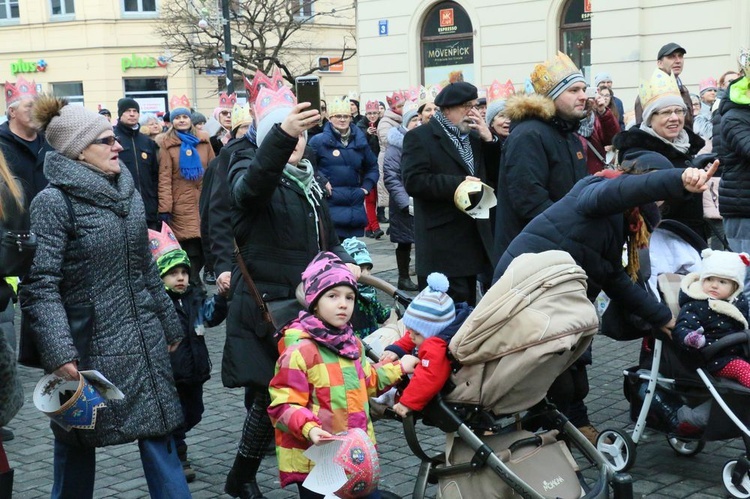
494, 169, 690, 329
308, 122, 379, 238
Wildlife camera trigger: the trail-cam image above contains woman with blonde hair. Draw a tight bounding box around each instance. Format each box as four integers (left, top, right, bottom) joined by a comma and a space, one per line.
0, 149, 25, 496
157, 103, 215, 285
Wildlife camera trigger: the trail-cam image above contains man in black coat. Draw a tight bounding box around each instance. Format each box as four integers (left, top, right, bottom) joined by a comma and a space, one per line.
717, 72, 750, 301
0, 79, 53, 210
493, 53, 589, 263
402, 81, 500, 305
114, 98, 160, 230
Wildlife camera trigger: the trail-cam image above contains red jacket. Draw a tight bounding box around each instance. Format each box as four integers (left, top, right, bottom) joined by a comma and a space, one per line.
392, 334, 451, 411
579, 109, 620, 174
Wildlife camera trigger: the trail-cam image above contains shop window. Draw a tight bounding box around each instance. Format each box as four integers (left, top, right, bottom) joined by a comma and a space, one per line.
0, 0, 20, 20
124, 77, 168, 114
420, 1, 475, 87
290, 0, 313, 19
52, 82, 84, 105
559, 0, 591, 81
123, 0, 157, 14
51, 0, 74, 16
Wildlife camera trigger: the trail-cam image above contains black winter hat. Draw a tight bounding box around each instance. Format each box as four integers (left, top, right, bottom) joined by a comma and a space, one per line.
117, 97, 140, 117
657, 42, 686, 60
434, 82, 478, 108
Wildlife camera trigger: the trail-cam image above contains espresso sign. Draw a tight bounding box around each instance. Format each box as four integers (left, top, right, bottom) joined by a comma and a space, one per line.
422, 1, 472, 37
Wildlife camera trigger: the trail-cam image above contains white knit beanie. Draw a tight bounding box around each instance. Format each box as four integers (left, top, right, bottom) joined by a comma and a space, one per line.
402, 273, 455, 338
700, 249, 750, 299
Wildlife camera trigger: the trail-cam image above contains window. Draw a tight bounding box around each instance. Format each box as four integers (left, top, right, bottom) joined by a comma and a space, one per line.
123, 0, 156, 13
51, 0, 74, 16
52, 82, 84, 105
0, 0, 19, 20
420, 1, 475, 86
290, 0, 312, 18
559, 0, 592, 81
124, 77, 168, 114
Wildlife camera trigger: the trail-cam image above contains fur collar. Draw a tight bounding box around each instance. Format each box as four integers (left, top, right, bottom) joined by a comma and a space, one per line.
612, 127, 704, 159
503, 93, 556, 123
681, 273, 749, 328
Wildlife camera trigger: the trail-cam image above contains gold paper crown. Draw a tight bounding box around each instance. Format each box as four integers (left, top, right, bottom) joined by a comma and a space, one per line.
530, 52, 581, 96
231, 102, 253, 131
329, 97, 350, 116
487, 79, 515, 103
739, 48, 750, 75
402, 99, 419, 117
639, 69, 681, 110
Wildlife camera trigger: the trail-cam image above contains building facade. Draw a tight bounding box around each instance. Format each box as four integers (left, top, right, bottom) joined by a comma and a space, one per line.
356, 0, 749, 108
0, 0, 358, 115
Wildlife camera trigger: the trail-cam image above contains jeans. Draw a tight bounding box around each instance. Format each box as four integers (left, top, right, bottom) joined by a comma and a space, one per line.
723, 218, 750, 301
52, 436, 190, 499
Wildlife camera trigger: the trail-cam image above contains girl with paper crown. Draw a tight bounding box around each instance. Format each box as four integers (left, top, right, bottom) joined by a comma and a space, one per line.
268, 252, 416, 497
157, 95, 215, 286
223, 86, 362, 498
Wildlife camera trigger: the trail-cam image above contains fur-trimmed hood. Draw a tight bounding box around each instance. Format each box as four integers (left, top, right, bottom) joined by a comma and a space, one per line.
680, 272, 749, 328
503, 93, 556, 123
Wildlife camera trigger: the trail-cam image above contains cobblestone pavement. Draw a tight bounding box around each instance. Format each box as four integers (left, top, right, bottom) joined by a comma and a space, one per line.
6, 230, 744, 498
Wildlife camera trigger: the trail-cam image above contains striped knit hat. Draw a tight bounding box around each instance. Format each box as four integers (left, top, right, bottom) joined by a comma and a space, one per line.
403, 273, 455, 338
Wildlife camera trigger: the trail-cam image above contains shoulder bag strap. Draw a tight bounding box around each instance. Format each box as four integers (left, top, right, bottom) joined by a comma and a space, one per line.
233, 242, 277, 329
55, 187, 78, 241
582, 137, 607, 164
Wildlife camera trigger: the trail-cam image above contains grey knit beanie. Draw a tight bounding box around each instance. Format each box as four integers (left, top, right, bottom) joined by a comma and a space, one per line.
34, 96, 114, 159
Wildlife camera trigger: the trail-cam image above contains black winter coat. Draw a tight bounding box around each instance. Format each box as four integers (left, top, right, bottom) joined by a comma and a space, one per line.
493, 94, 588, 263
0, 177, 28, 309
356, 117, 380, 157
673, 273, 749, 372
402, 116, 499, 278
115, 122, 160, 229
718, 80, 750, 219
383, 126, 413, 244
613, 127, 707, 239
494, 169, 688, 329
222, 125, 354, 388
0, 122, 53, 211
168, 287, 227, 385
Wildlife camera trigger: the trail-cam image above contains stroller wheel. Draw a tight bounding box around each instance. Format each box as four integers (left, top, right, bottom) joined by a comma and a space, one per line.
666, 436, 704, 456
595, 429, 636, 472
723, 459, 750, 498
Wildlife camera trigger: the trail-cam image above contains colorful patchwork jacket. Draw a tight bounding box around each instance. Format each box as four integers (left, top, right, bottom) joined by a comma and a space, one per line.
268, 327, 404, 487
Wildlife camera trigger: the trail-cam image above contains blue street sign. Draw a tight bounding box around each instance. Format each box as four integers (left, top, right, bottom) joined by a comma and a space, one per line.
379, 20, 388, 36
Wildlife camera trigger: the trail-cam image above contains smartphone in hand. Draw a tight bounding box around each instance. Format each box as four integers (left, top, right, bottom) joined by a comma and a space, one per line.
295, 76, 321, 113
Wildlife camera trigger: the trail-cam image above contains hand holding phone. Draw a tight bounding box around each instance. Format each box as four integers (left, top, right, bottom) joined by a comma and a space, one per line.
295, 76, 321, 113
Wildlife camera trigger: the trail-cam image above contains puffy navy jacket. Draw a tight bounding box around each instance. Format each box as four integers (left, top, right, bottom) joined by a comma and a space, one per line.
718, 79, 750, 218
308, 122, 379, 239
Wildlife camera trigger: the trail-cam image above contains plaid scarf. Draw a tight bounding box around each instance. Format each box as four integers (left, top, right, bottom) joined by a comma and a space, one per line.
434, 111, 475, 174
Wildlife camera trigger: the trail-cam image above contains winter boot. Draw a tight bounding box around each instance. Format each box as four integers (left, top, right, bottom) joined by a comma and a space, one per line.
176, 444, 196, 483
377, 207, 389, 224
225, 453, 266, 499
0, 469, 13, 498
395, 247, 418, 291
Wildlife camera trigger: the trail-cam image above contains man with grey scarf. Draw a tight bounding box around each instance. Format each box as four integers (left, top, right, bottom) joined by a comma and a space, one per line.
402, 81, 500, 306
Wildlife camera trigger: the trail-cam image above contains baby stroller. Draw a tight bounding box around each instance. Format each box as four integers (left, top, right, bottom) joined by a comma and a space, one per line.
363, 250, 634, 499
594, 222, 750, 498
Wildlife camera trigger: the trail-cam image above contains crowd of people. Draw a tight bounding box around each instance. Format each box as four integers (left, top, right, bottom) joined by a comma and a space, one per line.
0, 41, 747, 499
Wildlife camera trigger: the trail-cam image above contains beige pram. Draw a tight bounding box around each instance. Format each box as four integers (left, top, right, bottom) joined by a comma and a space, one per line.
363, 250, 634, 499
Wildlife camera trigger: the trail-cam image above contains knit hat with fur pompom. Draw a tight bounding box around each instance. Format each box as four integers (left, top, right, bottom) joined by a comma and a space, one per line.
403, 273, 455, 338
33, 95, 114, 160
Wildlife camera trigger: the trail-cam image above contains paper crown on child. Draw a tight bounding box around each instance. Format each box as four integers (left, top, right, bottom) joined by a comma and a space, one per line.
386, 90, 406, 109
698, 78, 718, 95
639, 69, 684, 125
218, 91, 237, 109
403, 273, 456, 338
406, 86, 420, 102
530, 52, 585, 100
485, 79, 516, 126
301, 251, 357, 311
402, 99, 420, 126
5, 76, 38, 106
700, 249, 750, 299
254, 86, 296, 146
364, 100, 379, 113
231, 102, 253, 131
342, 237, 373, 268
328, 97, 350, 116
148, 222, 190, 276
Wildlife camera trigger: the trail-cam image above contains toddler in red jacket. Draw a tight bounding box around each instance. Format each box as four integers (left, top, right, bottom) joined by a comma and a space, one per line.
380, 273, 472, 416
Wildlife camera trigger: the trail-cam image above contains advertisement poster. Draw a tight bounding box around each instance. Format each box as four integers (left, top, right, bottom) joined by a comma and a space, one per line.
422, 38, 475, 87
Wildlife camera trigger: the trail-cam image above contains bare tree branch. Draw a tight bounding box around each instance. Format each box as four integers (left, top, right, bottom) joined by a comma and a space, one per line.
156, 0, 357, 90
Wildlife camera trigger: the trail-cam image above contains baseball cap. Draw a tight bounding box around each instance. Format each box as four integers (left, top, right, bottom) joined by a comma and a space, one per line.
657, 43, 686, 60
